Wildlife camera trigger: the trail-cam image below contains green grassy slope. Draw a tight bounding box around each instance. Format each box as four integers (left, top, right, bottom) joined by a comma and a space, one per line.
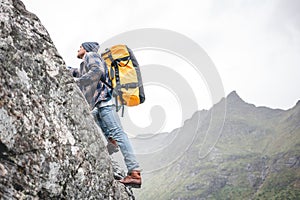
135, 92, 300, 200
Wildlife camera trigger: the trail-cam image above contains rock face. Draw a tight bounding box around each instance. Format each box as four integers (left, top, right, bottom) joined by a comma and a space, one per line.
0, 0, 130, 199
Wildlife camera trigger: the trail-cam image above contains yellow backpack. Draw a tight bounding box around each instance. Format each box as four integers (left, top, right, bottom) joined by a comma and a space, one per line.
101, 44, 145, 113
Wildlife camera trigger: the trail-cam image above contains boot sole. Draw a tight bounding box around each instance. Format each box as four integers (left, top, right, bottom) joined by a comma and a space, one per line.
123, 183, 141, 188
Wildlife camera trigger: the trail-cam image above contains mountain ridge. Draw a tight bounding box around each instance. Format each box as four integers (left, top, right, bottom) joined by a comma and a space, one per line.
134, 90, 300, 199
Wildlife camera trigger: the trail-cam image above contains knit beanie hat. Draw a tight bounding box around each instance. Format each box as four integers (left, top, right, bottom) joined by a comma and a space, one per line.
82, 42, 100, 52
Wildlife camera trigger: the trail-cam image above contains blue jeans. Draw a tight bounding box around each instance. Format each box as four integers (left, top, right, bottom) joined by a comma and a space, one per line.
92, 105, 140, 172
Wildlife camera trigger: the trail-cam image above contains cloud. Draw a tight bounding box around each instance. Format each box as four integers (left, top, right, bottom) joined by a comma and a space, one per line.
22, 0, 300, 110
274, 0, 300, 30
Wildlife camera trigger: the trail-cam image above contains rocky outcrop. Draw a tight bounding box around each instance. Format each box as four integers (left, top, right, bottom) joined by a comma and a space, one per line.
0, 0, 130, 199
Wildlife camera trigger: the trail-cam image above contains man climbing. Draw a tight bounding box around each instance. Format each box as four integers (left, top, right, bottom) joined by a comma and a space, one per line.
72, 42, 142, 188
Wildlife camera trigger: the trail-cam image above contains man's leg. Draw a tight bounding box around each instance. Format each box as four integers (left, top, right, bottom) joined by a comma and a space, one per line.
92, 107, 119, 155
98, 105, 140, 171
98, 105, 141, 187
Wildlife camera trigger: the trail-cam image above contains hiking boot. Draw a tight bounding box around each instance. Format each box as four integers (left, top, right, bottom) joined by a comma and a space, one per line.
119, 170, 142, 188
107, 137, 119, 155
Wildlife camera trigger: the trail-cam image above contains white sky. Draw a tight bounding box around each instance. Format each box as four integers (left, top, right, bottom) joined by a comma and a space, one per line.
21, 0, 300, 112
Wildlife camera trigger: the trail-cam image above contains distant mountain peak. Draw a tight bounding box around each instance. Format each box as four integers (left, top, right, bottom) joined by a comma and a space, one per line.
227, 90, 240, 98
226, 91, 245, 104
296, 100, 300, 107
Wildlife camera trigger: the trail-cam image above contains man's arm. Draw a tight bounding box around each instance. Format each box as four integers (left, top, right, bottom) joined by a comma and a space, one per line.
76, 52, 104, 87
